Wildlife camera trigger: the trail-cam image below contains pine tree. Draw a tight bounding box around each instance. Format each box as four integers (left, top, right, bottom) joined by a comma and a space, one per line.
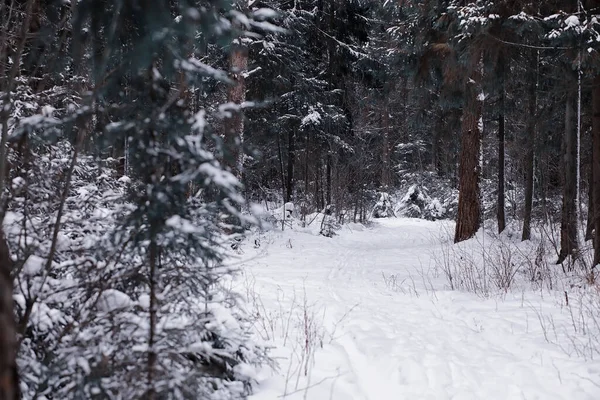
1, 1, 273, 398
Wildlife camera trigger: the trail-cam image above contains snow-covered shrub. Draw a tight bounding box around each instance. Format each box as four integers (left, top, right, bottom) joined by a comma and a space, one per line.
395, 185, 448, 220
561, 288, 600, 360
433, 224, 561, 296
267, 202, 299, 230
396, 172, 458, 220
319, 205, 339, 237
370, 192, 396, 218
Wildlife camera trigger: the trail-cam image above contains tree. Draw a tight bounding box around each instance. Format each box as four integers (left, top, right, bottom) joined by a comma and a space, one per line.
593, 75, 600, 266
225, 0, 250, 178
0, 228, 18, 400
440, 3, 491, 243
497, 53, 507, 234
1, 1, 272, 398
558, 86, 579, 264
244, 0, 372, 213
454, 63, 483, 243
522, 58, 537, 241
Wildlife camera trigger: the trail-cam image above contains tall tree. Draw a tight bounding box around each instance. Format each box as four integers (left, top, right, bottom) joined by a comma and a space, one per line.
442, 3, 491, 243
497, 53, 507, 234
522, 61, 537, 241
455, 62, 483, 243
0, 229, 18, 400
1, 1, 273, 398
592, 75, 600, 266
225, 0, 249, 178
558, 87, 579, 264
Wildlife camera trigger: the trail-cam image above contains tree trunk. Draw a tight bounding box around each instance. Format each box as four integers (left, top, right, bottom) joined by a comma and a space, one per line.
326, 152, 332, 206
592, 75, 600, 266
586, 167, 594, 241
276, 130, 286, 203
304, 133, 310, 195
225, 34, 248, 178
497, 56, 506, 234
432, 114, 443, 175
557, 90, 579, 264
454, 72, 482, 243
315, 158, 322, 209
522, 72, 537, 241
0, 0, 35, 200
147, 237, 158, 400
381, 98, 392, 187
0, 228, 19, 400
285, 127, 296, 203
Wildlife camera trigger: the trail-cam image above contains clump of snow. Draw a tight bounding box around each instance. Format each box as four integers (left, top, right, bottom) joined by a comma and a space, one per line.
300, 108, 322, 128
41, 105, 56, 117
117, 175, 131, 184
22, 255, 45, 276
283, 202, 295, 217
31, 302, 64, 333
565, 15, 580, 27
138, 293, 150, 309
93, 207, 111, 219
11, 176, 26, 191
166, 215, 205, 234
252, 8, 278, 20
234, 362, 257, 381
97, 289, 134, 313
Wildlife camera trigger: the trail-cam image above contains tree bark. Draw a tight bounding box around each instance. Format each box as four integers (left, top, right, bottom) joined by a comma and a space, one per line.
326, 152, 332, 206
276, 130, 286, 204
497, 55, 506, 234
381, 98, 392, 187
225, 27, 248, 178
454, 71, 482, 243
0, 227, 19, 400
315, 158, 322, 209
522, 71, 536, 241
432, 114, 443, 175
586, 167, 594, 241
0, 0, 35, 201
557, 89, 579, 264
147, 237, 157, 400
592, 75, 600, 266
285, 128, 296, 203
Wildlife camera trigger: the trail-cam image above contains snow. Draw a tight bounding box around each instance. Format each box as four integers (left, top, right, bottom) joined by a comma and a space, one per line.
11, 176, 25, 190
166, 215, 205, 235
565, 16, 580, 28
191, 109, 206, 134
41, 105, 55, 117
97, 289, 134, 313
241, 218, 600, 399
253, 8, 278, 20
117, 175, 131, 184
301, 109, 322, 127
22, 255, 45, 276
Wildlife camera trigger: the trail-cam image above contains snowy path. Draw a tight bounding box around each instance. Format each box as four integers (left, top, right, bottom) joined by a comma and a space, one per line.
244, 219, 600, 400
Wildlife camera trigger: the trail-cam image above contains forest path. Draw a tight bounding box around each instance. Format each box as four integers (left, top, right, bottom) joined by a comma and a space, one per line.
244, 218, 600, 400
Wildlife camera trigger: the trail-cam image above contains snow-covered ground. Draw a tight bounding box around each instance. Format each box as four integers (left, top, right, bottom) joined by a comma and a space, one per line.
237, 218, 600, 399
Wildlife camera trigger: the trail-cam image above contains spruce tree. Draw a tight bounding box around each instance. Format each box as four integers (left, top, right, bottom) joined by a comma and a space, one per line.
2, 1, 273, 398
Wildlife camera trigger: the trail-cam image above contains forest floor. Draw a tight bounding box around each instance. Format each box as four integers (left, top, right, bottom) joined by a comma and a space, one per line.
237, 217, 600, 399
